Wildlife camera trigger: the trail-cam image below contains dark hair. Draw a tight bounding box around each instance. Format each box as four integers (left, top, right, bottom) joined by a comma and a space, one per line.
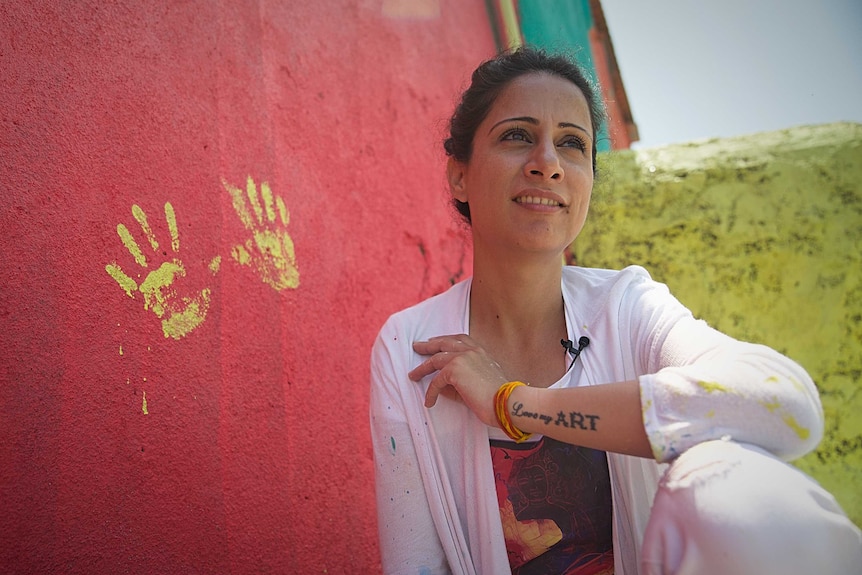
444, 46, 605, 223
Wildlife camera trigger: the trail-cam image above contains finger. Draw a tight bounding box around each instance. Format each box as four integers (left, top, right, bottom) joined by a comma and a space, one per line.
423, 372, 450, 408
231, 244, 251, 266
105, 263, 138, 298
246, 176, 264, 225
413, 336, 471, 356
223, 177, 255, 230
425, 333, 473, 344
164, 202, 180, 253
260, 181, 277, 222
408, 354, 441, 381
408, 349, 461, 381
132, 204, 160, 252
208, 255, 222, 275
276, 196, 289, 226
117, 223, 148, 267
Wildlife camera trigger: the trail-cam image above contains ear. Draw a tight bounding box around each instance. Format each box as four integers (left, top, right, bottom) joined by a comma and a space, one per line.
446, 157, 468, 203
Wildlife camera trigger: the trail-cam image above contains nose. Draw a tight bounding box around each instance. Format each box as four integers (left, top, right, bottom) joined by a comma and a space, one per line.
524, 140, 564, 182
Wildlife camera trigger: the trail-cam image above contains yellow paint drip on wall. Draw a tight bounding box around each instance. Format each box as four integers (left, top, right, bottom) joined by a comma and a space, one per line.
142, 391, 148, 415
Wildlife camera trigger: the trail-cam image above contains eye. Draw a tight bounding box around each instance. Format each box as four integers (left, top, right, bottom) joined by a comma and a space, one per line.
501, 127, 531, 143
559, 134, 587, 151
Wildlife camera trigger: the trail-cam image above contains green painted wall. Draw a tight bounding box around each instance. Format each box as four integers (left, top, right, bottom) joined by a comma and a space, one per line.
573, 123, 862, 526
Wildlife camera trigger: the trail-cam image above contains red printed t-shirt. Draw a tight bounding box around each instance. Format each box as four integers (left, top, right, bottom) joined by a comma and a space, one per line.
490, 436, 614, 575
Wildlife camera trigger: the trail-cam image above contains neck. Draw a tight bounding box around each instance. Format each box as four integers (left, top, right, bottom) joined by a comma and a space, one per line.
469, 247, 565, 342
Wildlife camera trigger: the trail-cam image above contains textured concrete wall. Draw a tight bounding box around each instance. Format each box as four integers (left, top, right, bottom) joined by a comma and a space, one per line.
573, 122, 862, 526
0, 1, 489, 572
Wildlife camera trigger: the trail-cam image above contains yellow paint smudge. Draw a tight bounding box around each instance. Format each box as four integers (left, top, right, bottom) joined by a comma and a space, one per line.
760, 400, 781, 413
706, 409, 715, 418
260, 181, 277, 222
108, 202, 215, 340
161, 288, 211, 339
276, 196, 289, 225
224, 178, 255, 229
116, 224, 147, 267
782, 414, 810, 440
119, 345, 123, 356
224, 175, 300, 291
142, 391, 149, 415
139, 261, 185, 318
105, 263, 138, 297
252, 229, 299, 290
132, 204, 159, 252
232, 245, 251, 265
788, 377, 806, 393
246, 176, 265, 224
698, 381, 729, 393
765, 376, 779, 383
165, 202, 179, 252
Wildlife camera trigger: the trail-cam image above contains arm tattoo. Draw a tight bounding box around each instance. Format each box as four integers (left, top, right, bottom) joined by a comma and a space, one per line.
511, 402, 600, 431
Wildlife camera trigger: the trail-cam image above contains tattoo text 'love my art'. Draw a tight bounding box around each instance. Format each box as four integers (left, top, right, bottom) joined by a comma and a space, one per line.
512, 402, 600, 431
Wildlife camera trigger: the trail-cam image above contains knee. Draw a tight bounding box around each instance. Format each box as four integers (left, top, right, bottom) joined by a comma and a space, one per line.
641, 439, 862, 575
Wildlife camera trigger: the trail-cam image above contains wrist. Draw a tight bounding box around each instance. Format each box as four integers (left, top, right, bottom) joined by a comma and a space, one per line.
494, 381, 532, 443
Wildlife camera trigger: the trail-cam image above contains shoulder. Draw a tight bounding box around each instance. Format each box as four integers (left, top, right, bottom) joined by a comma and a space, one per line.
562, 265, 683, 327
562, 264, 657, 299
374, 279, 471, 352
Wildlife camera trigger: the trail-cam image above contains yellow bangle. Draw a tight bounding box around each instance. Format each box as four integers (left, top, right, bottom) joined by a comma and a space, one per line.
494, 381, 532, 443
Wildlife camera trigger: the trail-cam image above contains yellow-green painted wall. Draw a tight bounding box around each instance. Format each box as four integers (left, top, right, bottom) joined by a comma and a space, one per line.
573, 122, 862, 525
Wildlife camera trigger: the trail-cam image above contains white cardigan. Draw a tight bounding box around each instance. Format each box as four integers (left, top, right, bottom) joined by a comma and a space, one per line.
370, 266, 823, 575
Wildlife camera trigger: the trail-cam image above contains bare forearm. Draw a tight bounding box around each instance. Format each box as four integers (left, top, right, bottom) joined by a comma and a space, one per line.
508, 381, 653, 458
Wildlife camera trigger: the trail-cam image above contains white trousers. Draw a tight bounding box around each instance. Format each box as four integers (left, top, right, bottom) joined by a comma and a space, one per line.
641, 439, 862, 575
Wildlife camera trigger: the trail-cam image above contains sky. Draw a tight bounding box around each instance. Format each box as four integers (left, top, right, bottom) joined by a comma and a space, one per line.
600, 0, 862, 149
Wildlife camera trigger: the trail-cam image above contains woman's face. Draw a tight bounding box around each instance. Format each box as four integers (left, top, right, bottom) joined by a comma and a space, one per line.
449, 72, 594, 258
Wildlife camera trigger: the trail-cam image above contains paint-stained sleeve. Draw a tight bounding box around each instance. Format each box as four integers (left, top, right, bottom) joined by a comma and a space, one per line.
625, 271, 824, 463
369, 321, 451, 575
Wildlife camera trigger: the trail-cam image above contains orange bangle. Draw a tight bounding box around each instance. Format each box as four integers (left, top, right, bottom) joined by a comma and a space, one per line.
494, 381, 532, 443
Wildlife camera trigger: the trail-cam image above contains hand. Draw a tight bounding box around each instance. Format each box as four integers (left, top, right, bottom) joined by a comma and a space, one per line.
223, 176, 299, 291
105, 202, 220, 339
409, 334, 508, 427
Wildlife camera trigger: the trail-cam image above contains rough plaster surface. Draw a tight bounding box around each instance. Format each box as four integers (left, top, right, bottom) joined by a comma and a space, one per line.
0, 1, 486, 572
573, 123, 862, 525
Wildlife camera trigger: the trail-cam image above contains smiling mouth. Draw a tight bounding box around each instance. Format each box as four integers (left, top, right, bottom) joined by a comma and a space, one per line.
515, 195, 564, 207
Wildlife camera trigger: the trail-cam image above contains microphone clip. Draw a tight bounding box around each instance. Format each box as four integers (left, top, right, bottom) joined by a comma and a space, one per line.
561, 336, 590, 372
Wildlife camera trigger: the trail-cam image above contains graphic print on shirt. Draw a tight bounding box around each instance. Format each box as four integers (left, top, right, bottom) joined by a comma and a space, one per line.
490, 437, 614, 575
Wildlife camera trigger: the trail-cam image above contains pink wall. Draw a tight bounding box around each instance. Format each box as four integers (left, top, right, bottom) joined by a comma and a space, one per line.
0, 1, 492, 572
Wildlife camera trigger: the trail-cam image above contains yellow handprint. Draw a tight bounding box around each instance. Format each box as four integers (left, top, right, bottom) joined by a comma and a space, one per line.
223, 176, 299, 290
105, 202, 220, 339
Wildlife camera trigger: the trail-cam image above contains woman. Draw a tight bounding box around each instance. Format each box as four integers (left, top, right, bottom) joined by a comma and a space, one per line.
370, 47, 860, 575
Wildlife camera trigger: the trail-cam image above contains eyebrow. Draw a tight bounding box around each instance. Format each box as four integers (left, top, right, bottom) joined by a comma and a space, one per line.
489, 116, 591, 138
